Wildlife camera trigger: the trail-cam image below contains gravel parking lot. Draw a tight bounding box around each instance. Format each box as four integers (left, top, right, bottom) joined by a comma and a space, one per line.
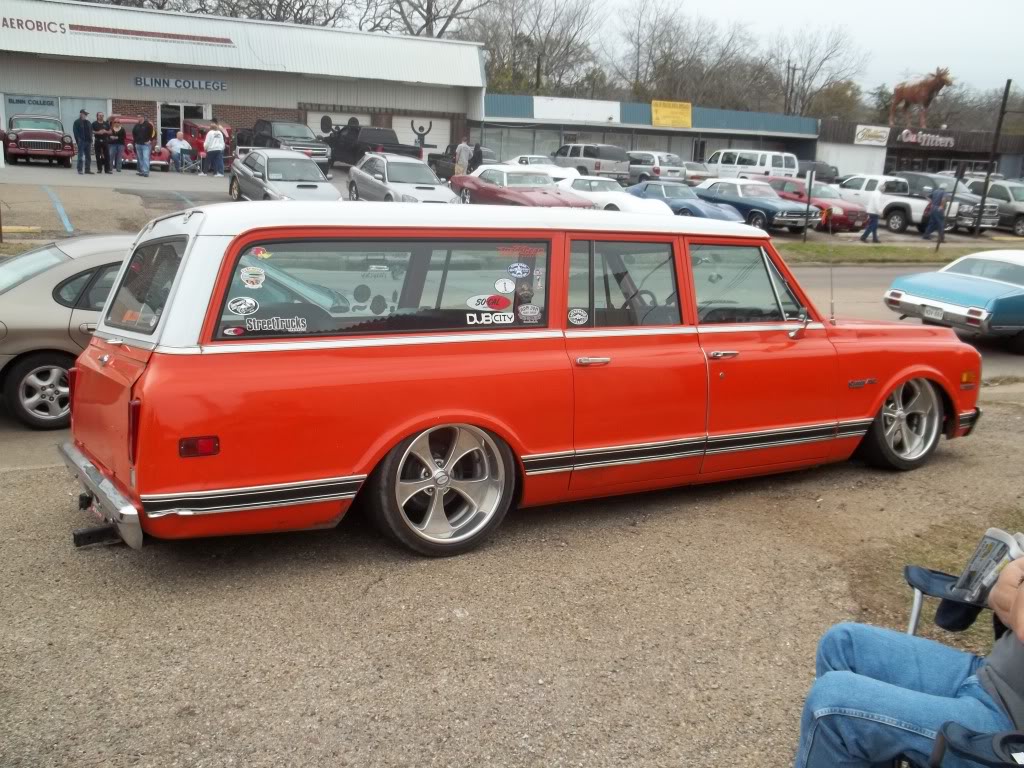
2, 384, 1023, 767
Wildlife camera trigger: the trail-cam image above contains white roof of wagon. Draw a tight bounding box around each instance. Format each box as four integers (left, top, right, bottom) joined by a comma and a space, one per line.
2, 0, 486, 89
183, 201, 769, 238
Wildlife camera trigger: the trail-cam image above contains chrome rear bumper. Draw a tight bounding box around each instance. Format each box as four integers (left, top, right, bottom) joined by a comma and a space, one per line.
59, 441, 143, 549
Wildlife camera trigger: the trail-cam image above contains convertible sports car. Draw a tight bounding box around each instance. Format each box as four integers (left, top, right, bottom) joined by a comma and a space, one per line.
884, 250, 1024, 353
695, 178, 822, 232
626, 180, 743, 221
556, 176, 671, 214
449, 166, 593, 208
766, 176, 868, 232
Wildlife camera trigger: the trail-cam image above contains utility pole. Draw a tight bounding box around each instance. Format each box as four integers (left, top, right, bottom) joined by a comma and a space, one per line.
784, 60, 792, 114
972, 79, 1015, 236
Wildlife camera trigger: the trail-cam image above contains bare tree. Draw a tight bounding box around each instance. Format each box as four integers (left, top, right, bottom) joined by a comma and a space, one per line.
383, 0, 490, 36
769, 27, 866, 116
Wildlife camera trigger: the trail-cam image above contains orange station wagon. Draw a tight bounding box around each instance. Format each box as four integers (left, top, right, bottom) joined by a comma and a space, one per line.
61, 204, 982, 556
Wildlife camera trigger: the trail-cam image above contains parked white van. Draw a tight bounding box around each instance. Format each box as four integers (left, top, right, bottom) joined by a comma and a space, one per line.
705, 150, 799, 179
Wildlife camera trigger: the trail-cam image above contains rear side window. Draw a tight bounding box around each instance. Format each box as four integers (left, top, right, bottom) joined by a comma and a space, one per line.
105, 238, 187, 335
771, 155, 784, 168
596, 145, 628, 161
214, 239, 550, 339
567, 240, 680, 328
583, 146, 598, 159
784, 155, 797, 169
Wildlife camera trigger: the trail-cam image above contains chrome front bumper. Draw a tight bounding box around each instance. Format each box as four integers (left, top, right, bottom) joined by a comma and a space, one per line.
59, 442, 143, 549
953, 214, 999, 229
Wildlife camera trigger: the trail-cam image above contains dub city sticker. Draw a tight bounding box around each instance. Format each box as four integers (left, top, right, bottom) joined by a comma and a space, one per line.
567, 308, 589, 325
507, 262, 531, 278
494, 278, 516, 294
227, 296, 259, 316
466, 294, 513, 312
240, 266, 265, 289
244, 316, 308, 333
466, 312, 515, 325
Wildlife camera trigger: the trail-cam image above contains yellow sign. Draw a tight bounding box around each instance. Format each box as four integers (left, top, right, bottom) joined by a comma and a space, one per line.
651, 100, 692, 129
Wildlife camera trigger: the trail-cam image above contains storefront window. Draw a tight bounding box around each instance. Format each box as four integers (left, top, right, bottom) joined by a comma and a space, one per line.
534, 130, 561, 156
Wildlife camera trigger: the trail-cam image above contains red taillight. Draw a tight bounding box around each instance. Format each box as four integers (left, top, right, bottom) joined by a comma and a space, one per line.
653, 166, 661, 176
179, 436, 220, 458
885, 291, 903, 308
375, 144, 383, 152
966, 308, 985, 327
68, 367, 78, 415
594, 160, 602, 171
128, 399, 141, 465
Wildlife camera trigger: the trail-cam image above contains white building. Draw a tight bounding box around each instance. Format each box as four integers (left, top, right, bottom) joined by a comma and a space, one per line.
0, 0, 485, 147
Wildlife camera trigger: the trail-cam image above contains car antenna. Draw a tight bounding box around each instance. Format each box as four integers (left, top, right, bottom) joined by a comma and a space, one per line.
829, 265, 836, 324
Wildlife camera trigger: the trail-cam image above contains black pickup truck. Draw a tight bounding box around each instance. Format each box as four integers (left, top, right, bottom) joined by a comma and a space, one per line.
234, 119, 331, 169
319, 117, 421, 167
427, 143, 498, 179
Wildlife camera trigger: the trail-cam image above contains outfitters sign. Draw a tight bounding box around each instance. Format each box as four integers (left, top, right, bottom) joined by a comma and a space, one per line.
134, 76, 228, 92
896, 129, 955, 149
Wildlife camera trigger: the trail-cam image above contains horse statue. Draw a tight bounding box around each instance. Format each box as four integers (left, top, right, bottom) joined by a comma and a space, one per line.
889, 68, 953, 128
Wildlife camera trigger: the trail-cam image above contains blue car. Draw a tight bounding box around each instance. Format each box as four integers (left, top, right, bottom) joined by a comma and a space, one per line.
626, 180, 743, 221
884, 251, 1024, 353
693, 178, 821, 232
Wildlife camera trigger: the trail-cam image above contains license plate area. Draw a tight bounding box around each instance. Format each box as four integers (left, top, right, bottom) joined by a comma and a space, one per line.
923, 306, 944, 321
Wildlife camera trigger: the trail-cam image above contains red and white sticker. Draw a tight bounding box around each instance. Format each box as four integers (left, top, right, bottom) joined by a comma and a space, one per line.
223, 326, 246, 336
466, 294, 512, 312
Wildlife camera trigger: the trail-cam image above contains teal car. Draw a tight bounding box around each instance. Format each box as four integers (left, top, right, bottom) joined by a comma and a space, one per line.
693, 178, 822, 232
884, 251, 1024, 353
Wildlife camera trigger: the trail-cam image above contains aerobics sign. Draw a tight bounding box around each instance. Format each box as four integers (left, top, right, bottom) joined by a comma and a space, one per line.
134, 76, 228, 92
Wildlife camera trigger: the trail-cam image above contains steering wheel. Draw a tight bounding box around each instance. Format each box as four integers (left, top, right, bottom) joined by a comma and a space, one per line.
622, 289, 657, 309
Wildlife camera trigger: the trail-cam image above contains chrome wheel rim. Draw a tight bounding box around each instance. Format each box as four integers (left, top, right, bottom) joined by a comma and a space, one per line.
461, 189, 472, 203
349, 183, 358, 201
749, 213, 765, 229
888, 213, 904, 231
881, 379, 940, 461
19, 365, 70, 421
394, 424, 505, 544
230, 179, 240, 200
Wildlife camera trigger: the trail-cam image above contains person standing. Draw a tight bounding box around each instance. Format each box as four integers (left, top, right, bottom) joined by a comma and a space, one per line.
107, 118, 126, 173
166, 131, 190, 172
454, 136, 471, 176
72, 109, 92, 175
469, 142, 484, 174
203, 119, 226, 177
859, 183, 884, 243
132, 114, 155, 177
922, 185, 948, 240
92, 111, 111, 174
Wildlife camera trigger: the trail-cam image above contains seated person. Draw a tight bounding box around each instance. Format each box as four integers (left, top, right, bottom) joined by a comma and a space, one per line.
795, 557, 1024, 767
165, 131, 192, 172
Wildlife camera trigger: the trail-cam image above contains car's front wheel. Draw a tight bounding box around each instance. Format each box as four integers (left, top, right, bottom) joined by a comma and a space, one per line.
3, 353, 75, 430
604, 204, 619, 211
747, 211, 767, 229
460, 188, 472, 204
229, 177, 241, 201
788, 226, 806, 234
676, 209, 691, 216
367, 424, 516, 556
1013, 216, 1024, 238
886, 209, 909, 233
858, 378, 943, 471
1008, 332, 1024, 355
348, 182, 359, 201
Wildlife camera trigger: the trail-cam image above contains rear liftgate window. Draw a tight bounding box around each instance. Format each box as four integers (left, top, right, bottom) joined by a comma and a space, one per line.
215, 240, 550, 339
105, 238, 187, 335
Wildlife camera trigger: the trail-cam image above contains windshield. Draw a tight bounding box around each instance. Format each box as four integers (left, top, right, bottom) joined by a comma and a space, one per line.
945, 257, 1024, 287
267, 158, 325, 182
272, 122, 316, 140
0, 244, 68, 295
811, 184, 839, 199
11, 117, 63, 132
507, 173, 553, 187
388, 162, 439, 184
660, 183, 696, 199
742, 185, 777, 199
685, 162, 708, 172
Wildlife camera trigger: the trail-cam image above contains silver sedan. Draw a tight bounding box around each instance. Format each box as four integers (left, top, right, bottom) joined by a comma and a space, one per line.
0, 234, 134, 429
229, 148, 342, 202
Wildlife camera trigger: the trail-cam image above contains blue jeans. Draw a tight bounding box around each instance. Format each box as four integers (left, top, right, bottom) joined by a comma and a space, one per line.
109, 144, 124, 171
207, 149, 224, 175
76, 143, 91, 173
137, 143, 151, 175
172, 151, 183, 172
860, 214, 880, 242
923, 209, 945, 239
796, 623, 1012, 768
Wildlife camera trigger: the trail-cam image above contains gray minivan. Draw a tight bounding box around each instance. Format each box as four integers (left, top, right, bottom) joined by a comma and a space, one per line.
551, 144, 630, 184
626, 151, 685, 184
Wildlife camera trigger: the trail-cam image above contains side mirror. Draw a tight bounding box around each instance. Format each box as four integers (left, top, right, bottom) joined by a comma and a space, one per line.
326, 173, 334, 180
373, 173, 384, 181
788, 309, 811, 339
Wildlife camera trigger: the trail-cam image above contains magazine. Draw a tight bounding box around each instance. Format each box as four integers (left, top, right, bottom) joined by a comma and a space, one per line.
952, 528, 1024, 603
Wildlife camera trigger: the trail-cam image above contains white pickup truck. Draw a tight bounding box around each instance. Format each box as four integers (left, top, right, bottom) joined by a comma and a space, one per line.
834, 174, 932, 234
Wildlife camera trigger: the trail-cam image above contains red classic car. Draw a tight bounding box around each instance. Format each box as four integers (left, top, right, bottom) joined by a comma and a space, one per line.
110, 115, 171, 172
182, 118, 235, 170
767, 176, 868, 232
3, 114, 75, 166
450, 166, 593, 208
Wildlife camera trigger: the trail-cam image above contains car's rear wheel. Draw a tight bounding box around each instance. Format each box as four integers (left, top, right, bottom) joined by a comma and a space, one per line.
367, 424, 516, 556
1013, 216, 1024, 238
604, 204, 619, 211
383, 195, 393, 202
3, 353, 75, 430
229, 177, 241, 201
460, 188, 472, 204
576, 166, 588, 175
747, 211, 767, 229
788, 226, 806, 234
858, 378, 943, 471
639, 174, 650, 183
1008, 332, 1024, 355
676, 209, 691, 216
886, 209, 909, 233
348, 182, 359, 201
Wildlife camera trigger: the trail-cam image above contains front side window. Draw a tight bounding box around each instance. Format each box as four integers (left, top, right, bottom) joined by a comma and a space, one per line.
567, 240, 680, 328
841, 177, 864, 190
717, 183, 739, 197
691, 244, 787, 324
105, 238, 187, 335
721, 152, 737, 165
864, 179, 879, 192
555, 146, 569, 157
214, 239, 550, 339
707, 151, 721, 164
243, 154, 259, 171
506, 173, 553, 187
479, 169, 503, 185
988, 185, 1011, 202
568, 146, 581, 158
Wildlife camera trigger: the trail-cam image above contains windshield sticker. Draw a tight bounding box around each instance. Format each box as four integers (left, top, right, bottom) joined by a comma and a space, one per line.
568, 308, 589, 325
499, 244, 545, 258
223, 326, 246, 336
507, 262, 531, 278
244, 316, 308, 333
227, 296, 259, 316
518, 304, 541, 323
466, 294, 512, 312
246, 246, 272, 260
466, 312, 515, 325
494, 278, 516, 293
240, 266, 265, 289
267, 173, 284, 181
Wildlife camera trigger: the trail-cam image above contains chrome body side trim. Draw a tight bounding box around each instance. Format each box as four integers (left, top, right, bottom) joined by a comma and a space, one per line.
697, 322, 827, 333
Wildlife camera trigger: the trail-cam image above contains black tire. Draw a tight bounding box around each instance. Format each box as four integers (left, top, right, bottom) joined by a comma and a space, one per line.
1013, 216, 1024, 238
857, 380, 943, 471
348, 182, 359, 201
604, 204, 619, 211
885, 209, 909, 233
576, 166, 588, 175
747, 211, 767, 229
384, 195, 393, 202
639, 174, 650, 183
788, 226, 806, 234
676, 209, 692, 216
460, 188, 472, 204
1008, 332, 1024, 355
366, 426, 517, 556
2, 352, 76, 430
62, 157, 72, 168
916, 222, 927, 234
229, 177, 241, 201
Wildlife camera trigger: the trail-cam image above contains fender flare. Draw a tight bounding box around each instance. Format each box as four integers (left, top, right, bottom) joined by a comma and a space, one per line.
864, 364, 960, 435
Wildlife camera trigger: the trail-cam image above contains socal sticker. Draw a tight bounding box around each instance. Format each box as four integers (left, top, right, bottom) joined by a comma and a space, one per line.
466, 294, 512, 312
567, 308, 589, 325
240, 266, 265, 289
466, 312, 515, 325
518, 304, 541, 323
227, 296, 259, 316
223, 326, 246, 336
494, 278, 516, 294
507, 262, 531, 278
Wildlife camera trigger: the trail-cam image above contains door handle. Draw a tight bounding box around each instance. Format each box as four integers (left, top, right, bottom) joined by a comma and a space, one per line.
576, 357, 611, 367
80, 323, 97, 334
709, 350, 740, 359
104, 337, 125, 346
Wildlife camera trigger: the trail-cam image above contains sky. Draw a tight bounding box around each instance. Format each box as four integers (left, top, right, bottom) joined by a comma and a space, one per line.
611, 0, 1020, 93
